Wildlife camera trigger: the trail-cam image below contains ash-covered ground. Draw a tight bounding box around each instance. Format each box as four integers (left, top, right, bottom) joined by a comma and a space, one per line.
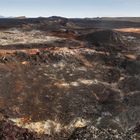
0, 17, 140, 140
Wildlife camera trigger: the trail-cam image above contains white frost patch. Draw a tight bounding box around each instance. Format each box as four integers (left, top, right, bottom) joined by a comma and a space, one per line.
10, 118, 62, 135
66, 118, 90, 131
78, 79, 94, 85
54, 82, 70, 88
9, 117, 90, 135
53, 47, 76, 56
76, 67, 87, 72
60, 83, 70, 88
70, 82, 79, 87
54, 79, 97, 88
53, 62, 65, 69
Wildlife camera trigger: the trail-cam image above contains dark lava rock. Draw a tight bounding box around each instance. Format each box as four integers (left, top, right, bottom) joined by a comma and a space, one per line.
118, 76, 140, 92
123, 91, 140, 106
121, 59, 140, 75
0, 120, 52, 140
91, 84, 121, 103
96, 116, 123, 132
133, 122, 140, 133
125, 60, 140, 75
102, 68, 121, 83
68, 125, 136, 140
77, 30, 126, 46
118, 107, 140, 130
0, 120, 38, 140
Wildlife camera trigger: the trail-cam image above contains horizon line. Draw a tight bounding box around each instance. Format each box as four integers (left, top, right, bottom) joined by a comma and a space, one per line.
0, 15, 140, 19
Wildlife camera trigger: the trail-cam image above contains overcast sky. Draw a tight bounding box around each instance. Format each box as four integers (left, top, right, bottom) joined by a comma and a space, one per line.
0, 0, 140, 17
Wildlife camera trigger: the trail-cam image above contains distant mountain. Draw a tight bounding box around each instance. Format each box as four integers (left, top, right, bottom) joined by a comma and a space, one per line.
14, 16, 27, 19
0, 15, 13, 18
0, 15, 27, 19
0, 15, 5, 18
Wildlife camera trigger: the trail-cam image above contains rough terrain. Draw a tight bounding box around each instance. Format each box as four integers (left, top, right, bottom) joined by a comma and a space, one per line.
0, 17, 139, 140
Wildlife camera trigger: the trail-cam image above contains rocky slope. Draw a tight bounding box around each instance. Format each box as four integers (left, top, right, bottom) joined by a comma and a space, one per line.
0, 18, 139, 139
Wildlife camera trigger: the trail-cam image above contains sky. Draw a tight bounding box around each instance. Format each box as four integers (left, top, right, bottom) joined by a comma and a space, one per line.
0, 0, 140, 18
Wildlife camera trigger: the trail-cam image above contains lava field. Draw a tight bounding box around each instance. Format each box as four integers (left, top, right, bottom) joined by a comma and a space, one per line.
0, 17, 139, 140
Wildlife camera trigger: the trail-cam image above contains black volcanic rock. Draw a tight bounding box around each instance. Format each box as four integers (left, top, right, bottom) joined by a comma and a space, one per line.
68, 125, 137, 140
77, 30, 126, 45
118, 77, 140, 92
0, 120, 39, 140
